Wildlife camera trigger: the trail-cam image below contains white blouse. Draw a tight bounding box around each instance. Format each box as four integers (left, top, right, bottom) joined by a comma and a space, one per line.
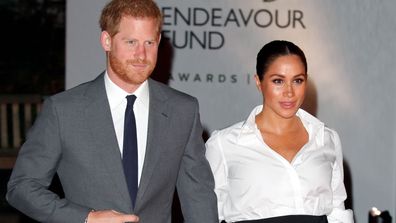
205, 106, 354, 223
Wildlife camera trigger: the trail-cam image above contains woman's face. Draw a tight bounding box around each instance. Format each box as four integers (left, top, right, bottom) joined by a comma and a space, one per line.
255, 55, 307, 119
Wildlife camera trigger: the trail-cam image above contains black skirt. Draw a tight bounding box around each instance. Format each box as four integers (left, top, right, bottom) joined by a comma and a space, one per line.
235, 215, 328, 223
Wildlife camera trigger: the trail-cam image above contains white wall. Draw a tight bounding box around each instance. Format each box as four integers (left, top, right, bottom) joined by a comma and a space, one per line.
66, 1, 396, 222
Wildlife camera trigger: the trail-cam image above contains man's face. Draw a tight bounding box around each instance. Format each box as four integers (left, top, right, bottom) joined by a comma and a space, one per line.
102, 16, 160, 92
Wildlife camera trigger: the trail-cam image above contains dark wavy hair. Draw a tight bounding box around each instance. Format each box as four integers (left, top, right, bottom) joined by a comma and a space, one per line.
256, 40, 307, 81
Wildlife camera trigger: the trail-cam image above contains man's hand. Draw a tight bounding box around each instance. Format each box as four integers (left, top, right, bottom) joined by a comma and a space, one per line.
87, 210, 139, 223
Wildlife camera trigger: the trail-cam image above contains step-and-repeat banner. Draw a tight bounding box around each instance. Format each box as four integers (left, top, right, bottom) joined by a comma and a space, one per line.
66, 1, 396, 222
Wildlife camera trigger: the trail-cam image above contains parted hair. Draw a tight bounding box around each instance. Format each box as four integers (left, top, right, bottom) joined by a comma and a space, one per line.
256, 40, 307, 81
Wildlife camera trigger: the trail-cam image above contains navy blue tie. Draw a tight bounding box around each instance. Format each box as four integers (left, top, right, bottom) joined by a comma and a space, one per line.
123, 95, 138, 207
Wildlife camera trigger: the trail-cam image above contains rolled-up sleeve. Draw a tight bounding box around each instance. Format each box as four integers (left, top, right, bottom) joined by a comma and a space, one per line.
328, 131, 354, 223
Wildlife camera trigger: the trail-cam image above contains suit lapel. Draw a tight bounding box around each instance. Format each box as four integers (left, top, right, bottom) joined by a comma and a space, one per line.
84, 73, 133, 211
135, 79, 170, 210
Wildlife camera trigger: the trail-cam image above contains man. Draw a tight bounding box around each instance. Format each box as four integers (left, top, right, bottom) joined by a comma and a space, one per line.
6, 0, 218, 222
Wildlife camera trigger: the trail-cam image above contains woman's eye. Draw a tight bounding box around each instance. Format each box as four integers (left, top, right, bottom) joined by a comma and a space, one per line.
294, 78, 305, 84
272, 79, 283, 84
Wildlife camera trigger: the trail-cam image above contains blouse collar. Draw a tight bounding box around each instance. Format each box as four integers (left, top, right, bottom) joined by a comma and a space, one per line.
239, 105, 325, 146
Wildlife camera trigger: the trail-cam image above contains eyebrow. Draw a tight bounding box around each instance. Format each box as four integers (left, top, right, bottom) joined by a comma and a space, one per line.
121, 37, 158, 41
268, 73, 306, 78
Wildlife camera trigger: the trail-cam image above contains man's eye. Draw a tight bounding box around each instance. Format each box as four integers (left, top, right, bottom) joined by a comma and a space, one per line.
145, 41, 155, 46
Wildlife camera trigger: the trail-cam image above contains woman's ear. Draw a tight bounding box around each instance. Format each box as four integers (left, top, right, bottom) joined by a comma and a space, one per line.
254, 74, 262, 91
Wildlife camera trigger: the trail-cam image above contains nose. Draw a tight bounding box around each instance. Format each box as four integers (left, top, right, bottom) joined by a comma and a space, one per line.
283, 83, 294, 97
134, 44, 146, 61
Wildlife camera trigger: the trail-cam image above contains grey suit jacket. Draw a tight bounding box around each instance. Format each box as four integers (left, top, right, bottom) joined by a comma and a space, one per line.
7, 74, 218, 223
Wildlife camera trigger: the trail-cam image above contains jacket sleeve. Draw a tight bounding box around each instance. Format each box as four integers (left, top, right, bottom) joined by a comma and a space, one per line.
175, 98, 219, 223
6, 98, 91, 223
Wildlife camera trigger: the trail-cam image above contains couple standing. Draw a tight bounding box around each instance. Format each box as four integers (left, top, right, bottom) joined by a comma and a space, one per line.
6, 0, 353, 223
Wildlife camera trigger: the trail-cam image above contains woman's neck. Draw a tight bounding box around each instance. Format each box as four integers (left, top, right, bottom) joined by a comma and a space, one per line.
255, 109, 301, 135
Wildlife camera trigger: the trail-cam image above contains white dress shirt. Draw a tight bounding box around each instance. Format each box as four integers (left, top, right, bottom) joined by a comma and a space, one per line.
205, 105, 354, 223
104, 73, 149, 185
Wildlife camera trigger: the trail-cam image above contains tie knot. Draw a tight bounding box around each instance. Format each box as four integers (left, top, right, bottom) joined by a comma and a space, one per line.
126, 95, 137, 106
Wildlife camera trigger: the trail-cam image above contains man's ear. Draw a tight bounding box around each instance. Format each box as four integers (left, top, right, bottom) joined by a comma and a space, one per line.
100, 31, 111, 51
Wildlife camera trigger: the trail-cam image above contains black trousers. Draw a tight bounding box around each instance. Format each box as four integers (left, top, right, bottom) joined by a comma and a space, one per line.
235, 215, 328, 223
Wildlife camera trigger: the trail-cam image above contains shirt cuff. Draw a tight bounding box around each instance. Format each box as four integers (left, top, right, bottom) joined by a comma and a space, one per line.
327, 208, 354, 223
84, 210, 95, 223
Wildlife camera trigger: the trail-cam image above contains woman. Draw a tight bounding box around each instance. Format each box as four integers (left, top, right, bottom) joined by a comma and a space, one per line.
205, 40, 354, 223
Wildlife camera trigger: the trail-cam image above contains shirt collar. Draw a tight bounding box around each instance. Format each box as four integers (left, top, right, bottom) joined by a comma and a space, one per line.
240, 105, 263, 134
104, 71, 150, 110
296, 109, 325, 146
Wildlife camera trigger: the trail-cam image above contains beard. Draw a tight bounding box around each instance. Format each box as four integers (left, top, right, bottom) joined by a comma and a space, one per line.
108, 52, 154, 85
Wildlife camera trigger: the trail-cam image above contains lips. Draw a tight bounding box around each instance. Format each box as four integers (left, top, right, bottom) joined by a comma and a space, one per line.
279, 101, 296, 109
130, 63, 149, 70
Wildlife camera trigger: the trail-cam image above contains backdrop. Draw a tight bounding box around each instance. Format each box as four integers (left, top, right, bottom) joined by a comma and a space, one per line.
66, 1, 396, 222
